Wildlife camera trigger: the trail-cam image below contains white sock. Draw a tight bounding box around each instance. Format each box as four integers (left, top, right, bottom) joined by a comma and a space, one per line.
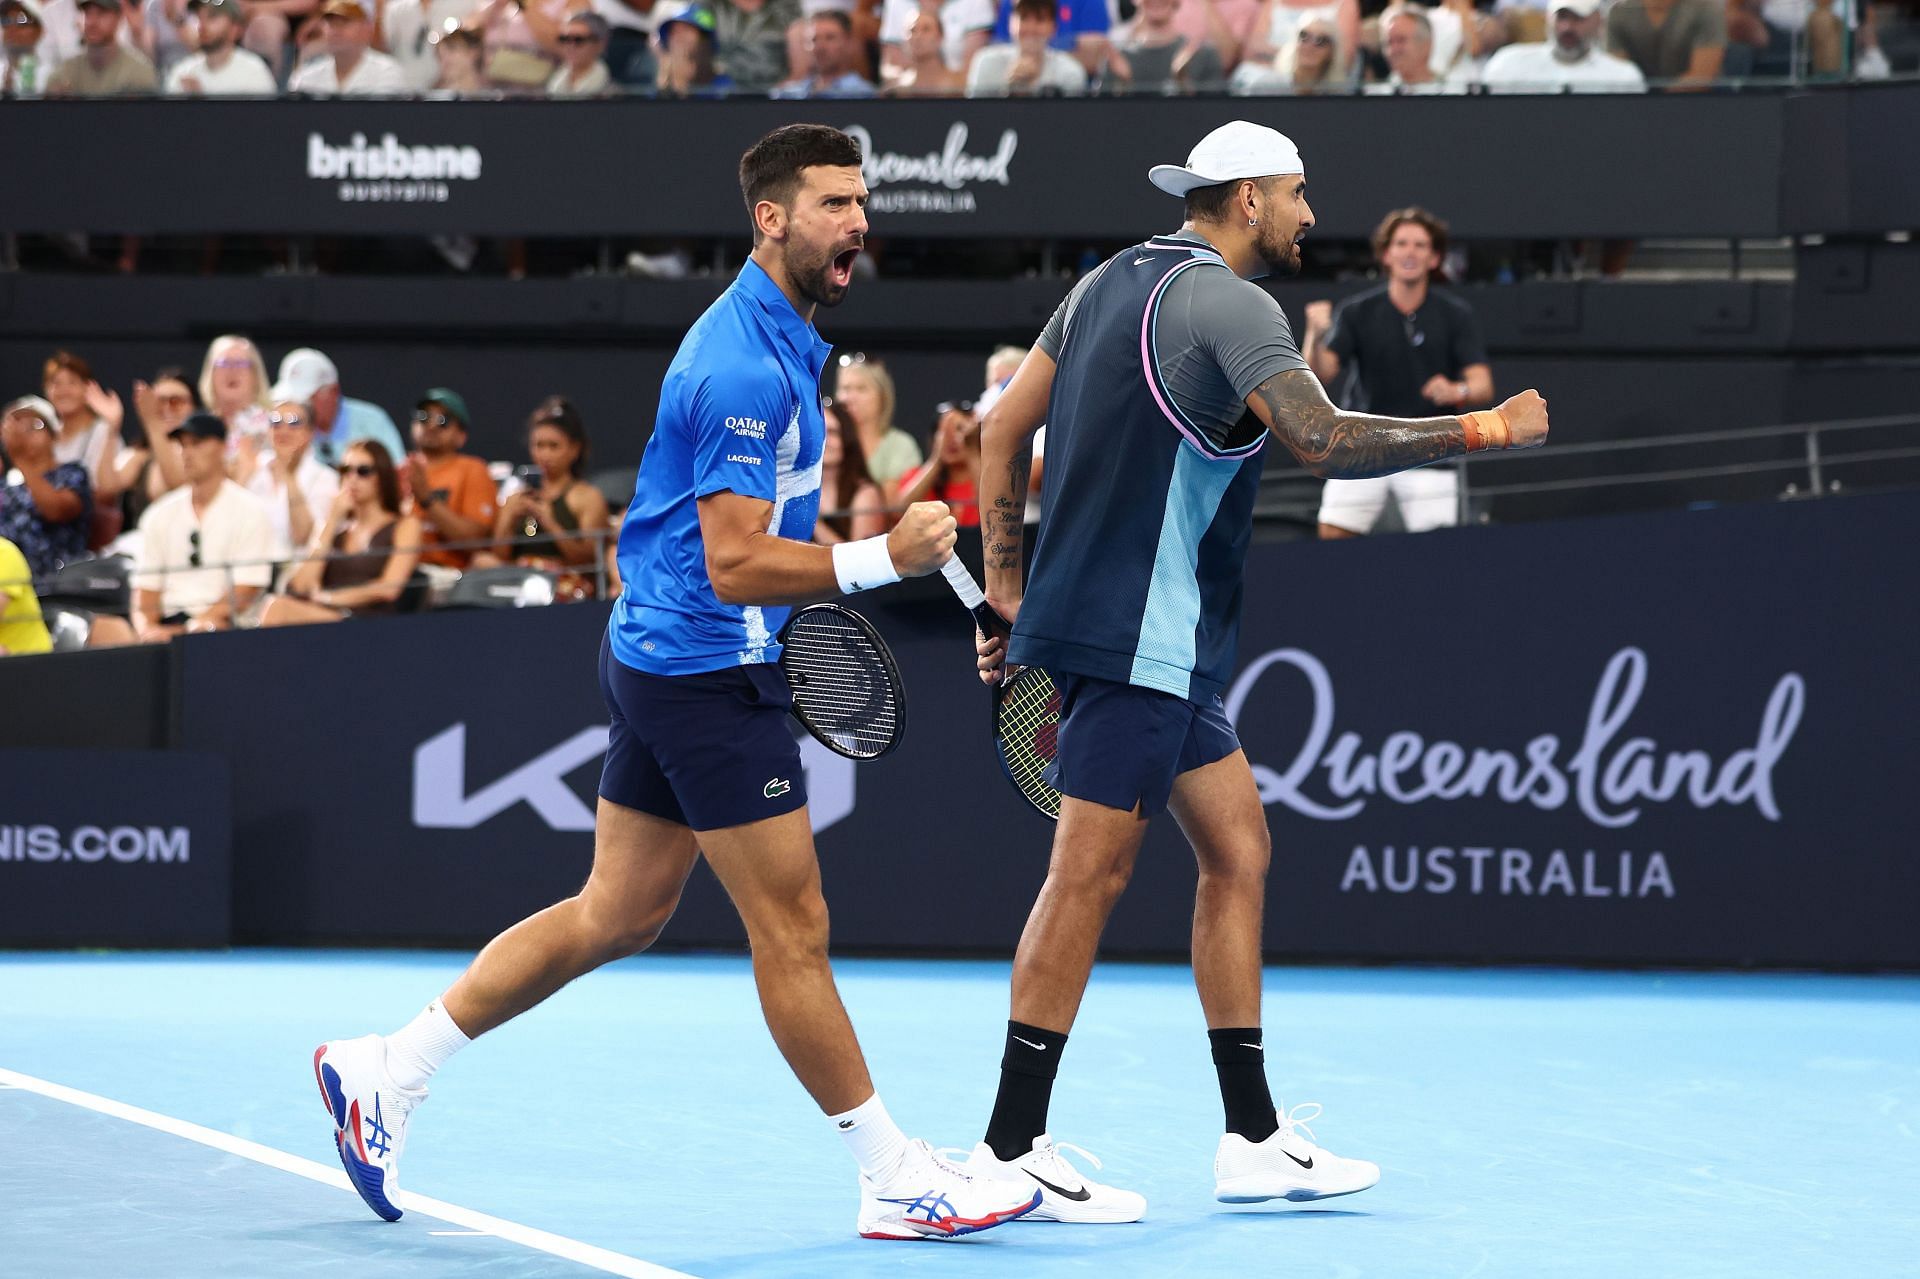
383, 998, 471, 1092
831, 1093, 911, 1181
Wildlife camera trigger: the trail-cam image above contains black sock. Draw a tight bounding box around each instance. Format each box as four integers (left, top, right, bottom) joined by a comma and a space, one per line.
1210, 1027, 1279, 1142
983, 1020, 1067, 1162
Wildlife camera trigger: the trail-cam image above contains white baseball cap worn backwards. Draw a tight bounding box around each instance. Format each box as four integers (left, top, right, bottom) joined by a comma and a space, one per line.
1149, 121, 1306, 197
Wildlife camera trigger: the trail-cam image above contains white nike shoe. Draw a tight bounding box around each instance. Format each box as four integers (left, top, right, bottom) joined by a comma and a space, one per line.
313, 1034, 426, 1221
858, 1138, 1042, 1240
953, 1134, 1146, 1223
1214, 1102, 1381, 1204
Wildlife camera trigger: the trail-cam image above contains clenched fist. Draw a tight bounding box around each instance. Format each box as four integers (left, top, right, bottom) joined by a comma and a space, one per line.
1497, 389, 1549, 450
886, 500, 958, 577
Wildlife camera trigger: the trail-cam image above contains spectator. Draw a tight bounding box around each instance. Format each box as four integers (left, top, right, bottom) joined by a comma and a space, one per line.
162, 0, 275, 92
879, 0, 991, 84
0, 396, 91, 578
883, 5, 965, 90
976, 343, 1047, 523
985, 0, 1107, 73
1476, 0, 1645, 89
654, 2, 733, 92
895, 400, 982, 526
197, 334, 273, 468
548, 9, 615, 93
383, 0, 487, 89
831, 353, 923, 498
429, 18, 491, 92
1302, 207, 1493, 539
1233, 13, 1351, 92
772, 7, 874, 91
483, 396, 613, 576
241, 0, 322, 78
263, 441, 422, 625
46, 0, 157, 93
465, 0, 572, 91
241, 390, 340, 555
275, 348, 408, 468
967, 0, 1088, 93
1112, 0, 1226, 92
1, 0, 47, 97
131, 412, 275, 639
1604, 0, 1724, 87
592, 0, 657, 87
1364, 4, 1463, 90
123, 366, 198, 526
404, 387, 497, 569
289, 0, 409, 94
0, 536, 53, 657
40, 351, 133, 529
712, 0, 799, 90
814, 401, 888, 543
1239, 0, 1359, 69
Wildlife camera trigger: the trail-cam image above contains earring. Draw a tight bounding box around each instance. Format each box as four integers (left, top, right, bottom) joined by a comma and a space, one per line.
1248, 219, 1258, 227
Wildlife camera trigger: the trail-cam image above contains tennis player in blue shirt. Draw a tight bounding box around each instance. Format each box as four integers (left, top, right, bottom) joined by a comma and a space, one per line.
314, 124, 1039, 1242
961, 122, 1550, 1219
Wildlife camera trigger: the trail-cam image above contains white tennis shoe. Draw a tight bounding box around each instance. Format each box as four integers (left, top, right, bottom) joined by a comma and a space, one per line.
1214, 1102, 1381, 1203
313, 1034, 426, 1221
953, 1134, 1146, 1223
858, 1138, 1042, 1240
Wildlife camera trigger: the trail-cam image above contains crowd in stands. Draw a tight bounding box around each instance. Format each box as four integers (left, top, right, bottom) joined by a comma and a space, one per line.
0, 338, 1030, 655
0, 0, 1903, 98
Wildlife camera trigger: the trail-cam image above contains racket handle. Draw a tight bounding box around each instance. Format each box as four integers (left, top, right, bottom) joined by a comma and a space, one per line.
940, 556, 1010, 639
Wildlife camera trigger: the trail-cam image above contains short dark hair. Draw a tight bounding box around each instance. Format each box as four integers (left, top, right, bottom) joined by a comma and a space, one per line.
1184, 176, 1285, 224
812, 8, 852, 35
738, 125, 863, 241
1372, 206, 1449, 266
1011, 0, 1057, 23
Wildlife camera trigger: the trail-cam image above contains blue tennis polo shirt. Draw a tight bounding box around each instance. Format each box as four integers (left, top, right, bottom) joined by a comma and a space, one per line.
610, 259, 831, 676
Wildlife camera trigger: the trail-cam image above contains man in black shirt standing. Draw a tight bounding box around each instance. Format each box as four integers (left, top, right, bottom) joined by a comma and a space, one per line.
1303, 207, 1494, 537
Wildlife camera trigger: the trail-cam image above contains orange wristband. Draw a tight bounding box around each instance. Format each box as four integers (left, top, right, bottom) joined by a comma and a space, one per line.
1461, 409, 1509, 453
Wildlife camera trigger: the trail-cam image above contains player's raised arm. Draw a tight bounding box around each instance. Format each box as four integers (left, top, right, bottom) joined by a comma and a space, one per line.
978, 345, 1055, 618
699, 490, 956, 605
1247, 368, 1549, 480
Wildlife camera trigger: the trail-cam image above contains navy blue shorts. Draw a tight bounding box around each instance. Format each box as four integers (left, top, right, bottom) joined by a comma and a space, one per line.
597, 634, 808, 832
1049, 671, 1241, 817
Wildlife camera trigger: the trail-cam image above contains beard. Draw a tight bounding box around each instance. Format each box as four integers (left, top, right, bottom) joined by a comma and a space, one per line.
786, 237, 862, 309
1255, 221, 1304, 276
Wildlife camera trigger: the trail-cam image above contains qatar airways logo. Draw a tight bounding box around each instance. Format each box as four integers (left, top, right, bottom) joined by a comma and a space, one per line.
1223, 647, 1805, 829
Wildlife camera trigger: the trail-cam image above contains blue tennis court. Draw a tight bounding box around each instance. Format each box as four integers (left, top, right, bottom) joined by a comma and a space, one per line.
3, 951, 1916, 1279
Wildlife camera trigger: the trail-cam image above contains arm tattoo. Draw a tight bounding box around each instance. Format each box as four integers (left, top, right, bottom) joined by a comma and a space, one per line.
984, 453, 1031, 572
1255, 369, 1466, 480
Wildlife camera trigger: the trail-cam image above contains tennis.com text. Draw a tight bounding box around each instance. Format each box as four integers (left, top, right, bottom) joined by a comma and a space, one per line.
0, 824, 191, 864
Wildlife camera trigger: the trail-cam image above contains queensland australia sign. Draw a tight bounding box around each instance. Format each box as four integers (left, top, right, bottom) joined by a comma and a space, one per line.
845, 121, 1017, 216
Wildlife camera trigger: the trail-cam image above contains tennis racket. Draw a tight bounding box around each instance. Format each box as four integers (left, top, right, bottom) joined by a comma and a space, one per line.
940, 557, 1064, 820
778, 602, 907, 761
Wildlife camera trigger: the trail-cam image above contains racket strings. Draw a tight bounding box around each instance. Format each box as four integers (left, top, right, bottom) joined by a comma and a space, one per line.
997, 670, 1063, 818
782, 610, 903, 758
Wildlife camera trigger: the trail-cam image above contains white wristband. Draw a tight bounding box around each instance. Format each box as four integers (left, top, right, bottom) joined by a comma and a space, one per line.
831, 534, 900, 595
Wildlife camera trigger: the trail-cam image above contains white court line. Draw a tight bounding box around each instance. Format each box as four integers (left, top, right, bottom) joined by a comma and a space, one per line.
0, 1068, 699, 1279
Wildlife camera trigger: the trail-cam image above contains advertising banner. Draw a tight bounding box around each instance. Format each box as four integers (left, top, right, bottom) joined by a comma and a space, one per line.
0, 750, 232, 947
177, 494, 1917, 966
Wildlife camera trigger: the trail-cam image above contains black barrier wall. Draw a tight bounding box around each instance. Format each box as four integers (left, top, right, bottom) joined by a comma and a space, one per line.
0, 750, 231, 946
13, 88, 1917, 239
124, 493, 1915, 967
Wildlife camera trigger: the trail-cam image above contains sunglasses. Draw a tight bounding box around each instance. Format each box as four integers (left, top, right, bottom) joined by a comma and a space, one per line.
155, 392, 194, 408
556, 32, 598, 43
341, 463, 378, 478
266, 411, 309, 427
213, 356, 253, 371
189, 529, 202, 568
413, 410, 456, 428
2, 12, 39, 25
1299, 31, 1333, 47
